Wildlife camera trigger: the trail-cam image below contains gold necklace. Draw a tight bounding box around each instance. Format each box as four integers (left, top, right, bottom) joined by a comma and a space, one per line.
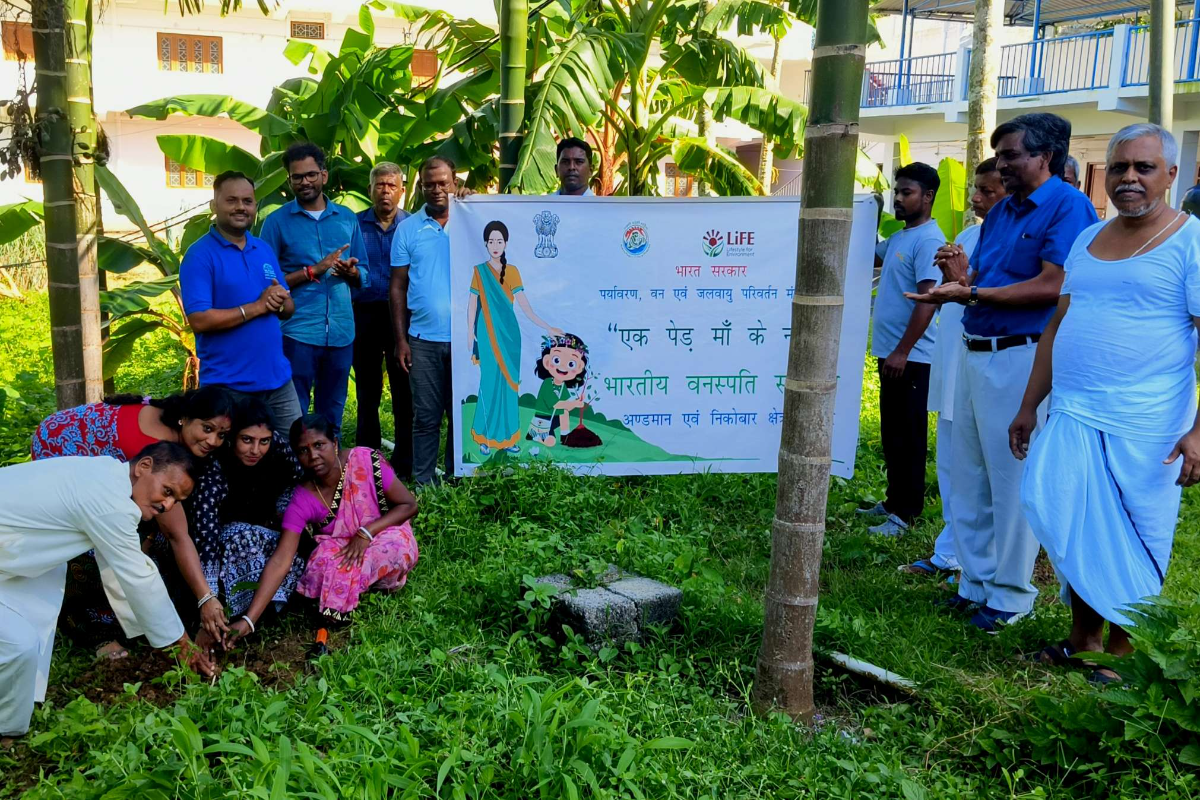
314, 458, 344, 510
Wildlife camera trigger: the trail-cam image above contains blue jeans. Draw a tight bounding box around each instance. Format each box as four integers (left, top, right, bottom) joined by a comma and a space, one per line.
408, 337, 453, 485
282, 337, 354, 437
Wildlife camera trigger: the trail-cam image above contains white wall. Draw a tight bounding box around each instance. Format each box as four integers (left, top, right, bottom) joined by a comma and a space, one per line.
0, 0, 499, 227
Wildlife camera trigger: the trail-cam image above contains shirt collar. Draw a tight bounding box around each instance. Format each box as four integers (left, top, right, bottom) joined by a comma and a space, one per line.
286, 196, 338, 217
1011, 175, 1063, 211
207, 225, 257, 250
417, 204, 448, 229
557, 187, 594, 196
359, 206, 402, 231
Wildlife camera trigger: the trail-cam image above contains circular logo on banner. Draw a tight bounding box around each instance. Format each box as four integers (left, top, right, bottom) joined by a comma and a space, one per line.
702, 229, 724, 257
622, 221, 649, 257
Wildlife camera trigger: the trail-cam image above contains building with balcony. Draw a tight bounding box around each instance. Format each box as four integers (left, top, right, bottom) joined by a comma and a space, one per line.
854, 0, 1200, 218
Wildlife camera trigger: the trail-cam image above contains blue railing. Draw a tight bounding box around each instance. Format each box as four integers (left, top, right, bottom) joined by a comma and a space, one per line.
860, 52, 958, 107
992, 30, 1113, 97
1123, 19, 1200, 86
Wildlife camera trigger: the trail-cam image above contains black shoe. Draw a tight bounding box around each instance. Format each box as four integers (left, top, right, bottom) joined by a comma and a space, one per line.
934, 594, 979, 614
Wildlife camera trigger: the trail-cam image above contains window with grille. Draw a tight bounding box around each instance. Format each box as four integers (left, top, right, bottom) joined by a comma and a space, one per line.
290, 20, 325, 40
2, 20, 33, 61
411, 48, 438, 80
156, 33, 222, 73
664, 163, 694, 198
165, 156, 215, 189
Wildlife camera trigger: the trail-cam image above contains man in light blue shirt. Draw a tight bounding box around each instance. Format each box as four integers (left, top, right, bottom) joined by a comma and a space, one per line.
556, 137, 595, 196
861, 162, 944, 537
260, 142, 369, 438
390, 156, 457, 485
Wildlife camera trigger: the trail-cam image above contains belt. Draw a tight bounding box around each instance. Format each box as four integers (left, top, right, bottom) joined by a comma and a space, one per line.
963, 334, 1040, 352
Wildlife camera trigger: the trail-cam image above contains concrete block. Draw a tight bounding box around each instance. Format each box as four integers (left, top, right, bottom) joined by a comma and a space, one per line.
532, 574, 573, 593
605, 576, 683, 629
550, 586, 638, 648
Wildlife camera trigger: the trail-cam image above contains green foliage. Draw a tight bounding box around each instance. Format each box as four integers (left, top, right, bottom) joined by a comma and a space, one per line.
0, 200, 42, 245
932, 156, 968, 243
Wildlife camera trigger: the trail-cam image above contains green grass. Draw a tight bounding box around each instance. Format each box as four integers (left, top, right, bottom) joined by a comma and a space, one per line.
2, 293, 1199, 798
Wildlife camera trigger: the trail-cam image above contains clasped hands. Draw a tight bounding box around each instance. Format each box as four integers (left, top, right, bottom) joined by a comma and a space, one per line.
258, 279, 290, 314
905, 242, 972, 305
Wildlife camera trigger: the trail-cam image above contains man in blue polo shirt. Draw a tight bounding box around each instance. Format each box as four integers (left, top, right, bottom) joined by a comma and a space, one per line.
260, 142, 369, 438
909, 113, 1098, 631
353, 161, 411, 477
181, 171, 301, 433
390, 156, 458, 486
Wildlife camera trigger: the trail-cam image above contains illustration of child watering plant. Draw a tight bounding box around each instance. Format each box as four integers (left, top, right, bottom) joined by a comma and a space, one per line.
526, 333, 590, 448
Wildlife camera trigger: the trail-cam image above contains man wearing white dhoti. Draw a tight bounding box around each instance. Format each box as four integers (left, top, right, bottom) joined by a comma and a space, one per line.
907, 113, 1098, 632
0, 443, 214, 737
901, 159, 1008, 577
1010, 123, 1200, 681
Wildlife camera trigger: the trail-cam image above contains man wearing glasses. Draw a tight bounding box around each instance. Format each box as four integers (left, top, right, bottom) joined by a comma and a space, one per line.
260, 142, 369, 438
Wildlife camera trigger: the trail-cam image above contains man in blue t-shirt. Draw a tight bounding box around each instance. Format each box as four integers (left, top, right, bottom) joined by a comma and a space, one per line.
180, 171, 301, 433
389, 156, 457, 486
910, 113, 1099, 631
860, 162, 945, 537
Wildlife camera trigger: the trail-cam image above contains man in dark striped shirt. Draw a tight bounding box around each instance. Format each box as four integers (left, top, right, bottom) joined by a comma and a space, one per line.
353, 162, 412, 477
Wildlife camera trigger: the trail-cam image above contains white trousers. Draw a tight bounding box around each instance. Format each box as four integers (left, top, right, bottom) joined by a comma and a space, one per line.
0, 565, 66, 736
950, 342, 1046, 614
931, 416, 959, 570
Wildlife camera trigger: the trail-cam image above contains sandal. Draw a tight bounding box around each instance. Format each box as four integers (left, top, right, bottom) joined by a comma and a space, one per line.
1026, 639, 1085, 668
95, 640, 129, 662
1089, 668, 1122, 686
898, 557, 955, 577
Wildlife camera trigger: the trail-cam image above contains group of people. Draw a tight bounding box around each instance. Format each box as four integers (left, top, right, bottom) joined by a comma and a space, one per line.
869, 113, 1200, 683
0, 134, 601, 739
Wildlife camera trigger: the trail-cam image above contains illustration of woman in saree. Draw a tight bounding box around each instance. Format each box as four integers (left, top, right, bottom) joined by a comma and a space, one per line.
467, 220, 562, 455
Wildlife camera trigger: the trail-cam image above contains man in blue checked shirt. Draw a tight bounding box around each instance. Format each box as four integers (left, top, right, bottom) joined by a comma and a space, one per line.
352, 162, 412, 477
909, 113, 1098, 633
260, 142, 369, 438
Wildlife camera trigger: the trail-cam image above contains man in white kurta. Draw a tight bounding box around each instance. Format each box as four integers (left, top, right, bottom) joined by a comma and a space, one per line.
0, 444, 210, 736
903, 159, 1009, 577
1011, 124, 1200, 677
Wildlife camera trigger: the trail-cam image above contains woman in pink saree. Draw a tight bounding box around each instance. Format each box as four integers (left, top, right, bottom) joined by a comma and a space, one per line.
221, 415, 419, 631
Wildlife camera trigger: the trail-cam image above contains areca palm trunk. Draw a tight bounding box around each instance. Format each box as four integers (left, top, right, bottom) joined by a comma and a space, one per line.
752, 0, 867, 720
965, 0, 1002, 217
498, 0, 528, 191
757, 32, 784, 194
65, 0, 103, 400
1149, 0, 1175, 129
32, 0, 88, 408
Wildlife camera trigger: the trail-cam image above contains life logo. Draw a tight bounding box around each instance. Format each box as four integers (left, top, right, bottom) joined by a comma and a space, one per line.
622, 221, 649, 257
702, 230, 724, 257
262, 263, 277, 281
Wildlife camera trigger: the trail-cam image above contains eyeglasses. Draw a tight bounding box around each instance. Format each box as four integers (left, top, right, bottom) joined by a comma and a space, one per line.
289, 171, 322, 184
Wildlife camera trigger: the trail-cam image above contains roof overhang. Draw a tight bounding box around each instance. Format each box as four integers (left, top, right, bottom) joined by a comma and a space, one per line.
871, 0, 1195, 27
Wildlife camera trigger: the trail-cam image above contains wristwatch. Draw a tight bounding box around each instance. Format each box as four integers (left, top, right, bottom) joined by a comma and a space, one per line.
967, 285, 979, 306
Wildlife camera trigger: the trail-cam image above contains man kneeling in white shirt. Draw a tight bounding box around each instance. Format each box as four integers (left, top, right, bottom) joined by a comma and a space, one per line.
0, 442, 215, 738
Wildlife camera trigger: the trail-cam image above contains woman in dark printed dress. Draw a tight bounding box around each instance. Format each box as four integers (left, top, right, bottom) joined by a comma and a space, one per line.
191, 398, 306, 648
39, 387, 236, 659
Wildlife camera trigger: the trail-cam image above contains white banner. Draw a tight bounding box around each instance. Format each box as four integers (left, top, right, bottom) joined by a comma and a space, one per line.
448, 195, 876, 478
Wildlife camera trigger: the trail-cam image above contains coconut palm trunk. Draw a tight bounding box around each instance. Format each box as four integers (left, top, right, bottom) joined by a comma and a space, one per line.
32, 0, 89, 408
498, 0, 529, 191
65, 0, 104, 401
752, 0, 868, 720
965, 0, 1002, 217
1149, 0, 1176, 129
757, 32, 784, 194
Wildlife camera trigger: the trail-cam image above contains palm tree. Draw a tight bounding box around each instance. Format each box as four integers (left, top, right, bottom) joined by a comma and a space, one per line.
753, 0, 868, 720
